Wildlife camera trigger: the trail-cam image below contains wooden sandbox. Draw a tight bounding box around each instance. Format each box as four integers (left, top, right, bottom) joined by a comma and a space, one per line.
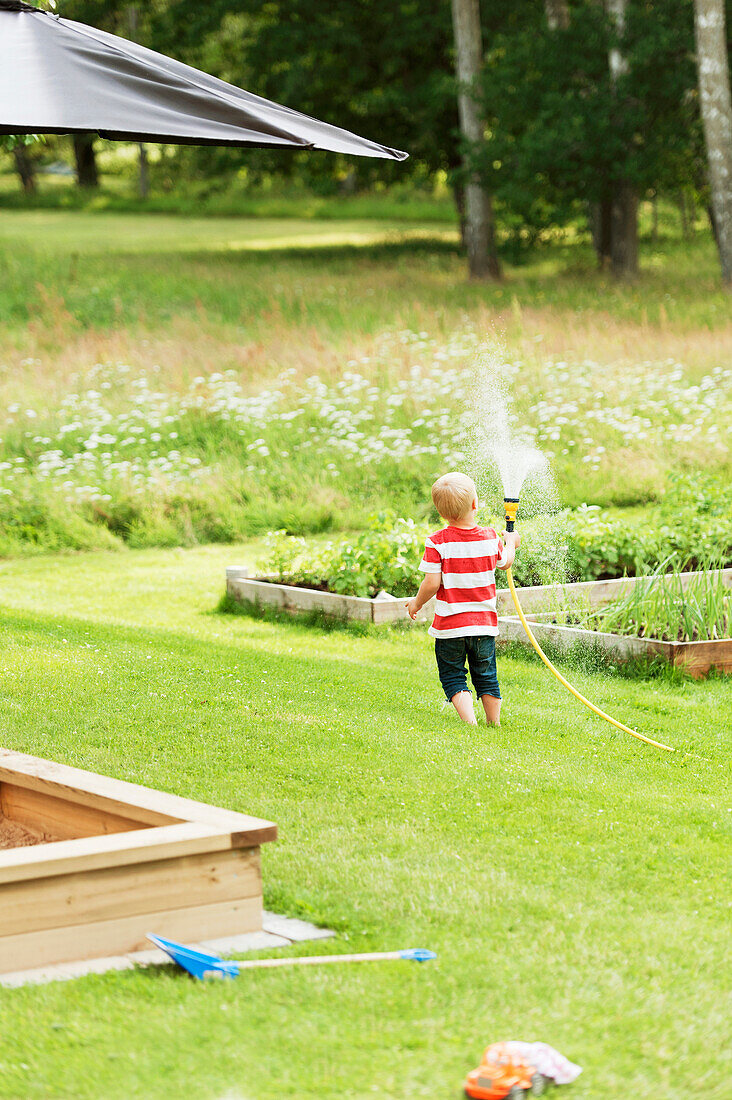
0, 750, 276, 974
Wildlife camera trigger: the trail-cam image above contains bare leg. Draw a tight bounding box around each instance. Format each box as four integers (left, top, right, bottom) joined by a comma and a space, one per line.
480, 694, 501, 726
451, 690, 478, 725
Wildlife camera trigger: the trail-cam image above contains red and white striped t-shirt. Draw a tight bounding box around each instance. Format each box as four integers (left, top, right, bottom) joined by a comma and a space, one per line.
420, 525, 508, 639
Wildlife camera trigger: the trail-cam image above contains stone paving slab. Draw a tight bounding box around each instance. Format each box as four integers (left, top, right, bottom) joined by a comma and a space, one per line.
0, 912, 334, 988
262, 912, 336, 942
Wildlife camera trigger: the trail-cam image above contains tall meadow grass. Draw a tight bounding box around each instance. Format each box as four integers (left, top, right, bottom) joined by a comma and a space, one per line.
1, 217, 730, 554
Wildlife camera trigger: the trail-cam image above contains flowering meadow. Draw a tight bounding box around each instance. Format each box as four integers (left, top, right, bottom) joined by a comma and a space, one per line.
0, 324, 730, 557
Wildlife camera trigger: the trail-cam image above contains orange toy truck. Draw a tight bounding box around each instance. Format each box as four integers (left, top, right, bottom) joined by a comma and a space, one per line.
464, 1042, 547, 1099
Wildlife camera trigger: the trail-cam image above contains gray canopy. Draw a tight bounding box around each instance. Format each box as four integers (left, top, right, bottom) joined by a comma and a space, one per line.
0, 1, 407, 160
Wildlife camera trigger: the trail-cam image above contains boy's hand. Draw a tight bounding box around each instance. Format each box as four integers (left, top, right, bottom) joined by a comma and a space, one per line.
502, 530, 521, 548
407, 574, 440, 619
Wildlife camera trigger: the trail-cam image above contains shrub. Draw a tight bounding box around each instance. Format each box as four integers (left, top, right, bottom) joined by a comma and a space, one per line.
0, 490, 121, 556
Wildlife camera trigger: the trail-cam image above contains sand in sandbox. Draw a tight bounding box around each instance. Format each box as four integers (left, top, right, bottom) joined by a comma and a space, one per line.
0, 817, 58, 849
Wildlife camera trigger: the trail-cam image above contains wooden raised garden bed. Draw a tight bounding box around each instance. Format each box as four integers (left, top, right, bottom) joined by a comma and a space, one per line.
226, 567, 431, 624
226, 566, 730, 677
0, 750, 276, 974
497, 613, 731, 677
497, 568, 732, 679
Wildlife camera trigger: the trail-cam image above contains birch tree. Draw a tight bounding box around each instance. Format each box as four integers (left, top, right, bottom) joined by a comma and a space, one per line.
605, 0, 638, 277
451, 0, 501, 279
127, 4, 149, 199
694, 0, 732, 284
545, 0, 569, 32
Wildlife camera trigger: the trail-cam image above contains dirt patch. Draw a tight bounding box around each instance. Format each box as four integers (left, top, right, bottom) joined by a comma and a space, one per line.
0, 817, 58, 849
258, 578, 335, 593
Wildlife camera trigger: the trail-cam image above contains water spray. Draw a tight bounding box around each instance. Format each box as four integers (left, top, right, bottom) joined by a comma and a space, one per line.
503, 495, 675, 754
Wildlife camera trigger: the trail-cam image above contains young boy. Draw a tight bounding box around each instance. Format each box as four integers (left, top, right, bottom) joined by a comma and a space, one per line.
406, 472, 520, 726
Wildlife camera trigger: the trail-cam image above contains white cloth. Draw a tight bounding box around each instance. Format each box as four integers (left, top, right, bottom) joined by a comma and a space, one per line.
501, 1042, 582, 1085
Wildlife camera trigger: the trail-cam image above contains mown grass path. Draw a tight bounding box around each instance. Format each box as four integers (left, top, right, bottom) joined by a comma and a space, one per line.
0, 546, 729, 1099
0, 210, 456, 256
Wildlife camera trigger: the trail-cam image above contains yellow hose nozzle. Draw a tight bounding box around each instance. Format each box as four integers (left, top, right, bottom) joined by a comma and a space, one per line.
504, 497, 519, 532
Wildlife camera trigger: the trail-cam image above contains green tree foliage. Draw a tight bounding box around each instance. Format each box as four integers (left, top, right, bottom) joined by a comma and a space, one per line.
55, 0, 130, 33
142, 0, 537, 213
140, 0, 710, 247
143, 0, 462, 189
478, 0, 704, 240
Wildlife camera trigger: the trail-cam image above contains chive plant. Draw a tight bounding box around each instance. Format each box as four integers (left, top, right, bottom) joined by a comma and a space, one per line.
580, 559, 730, 642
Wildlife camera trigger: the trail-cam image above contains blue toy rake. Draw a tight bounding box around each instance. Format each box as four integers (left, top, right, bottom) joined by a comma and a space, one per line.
147, 933, 436, 981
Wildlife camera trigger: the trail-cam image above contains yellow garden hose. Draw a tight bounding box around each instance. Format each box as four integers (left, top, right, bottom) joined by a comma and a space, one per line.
505, 565, 675, 753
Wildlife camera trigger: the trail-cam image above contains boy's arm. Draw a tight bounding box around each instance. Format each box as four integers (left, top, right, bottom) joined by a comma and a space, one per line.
406, 573, 441, 620
496, 530, 521, 570
408, 535, 442, 619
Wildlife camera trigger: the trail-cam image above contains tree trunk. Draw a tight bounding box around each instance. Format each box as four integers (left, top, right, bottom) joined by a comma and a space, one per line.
651, 192, 659, 242
545, 0, 570, 31
694, 0, 732, 285
590, 197, 613, 267
452, 181, 468, 249
13, 145, 36, 194
605, 0, 639, 277
611, 183, 639, 276
678, 191, 691, 239
707, 202, 719, 245
73, 134, 99, 188
138, 143, 149, 199
450, 0, 501, 279
126, 7, 150, 201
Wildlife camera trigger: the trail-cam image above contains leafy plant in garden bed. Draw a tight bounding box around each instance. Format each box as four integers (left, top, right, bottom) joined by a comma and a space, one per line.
257, 495, 732, 599
261, 514, 424, 598
258, 514, 577, 600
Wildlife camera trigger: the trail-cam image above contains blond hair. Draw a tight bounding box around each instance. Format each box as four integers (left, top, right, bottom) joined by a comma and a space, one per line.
431, 472, 477, 522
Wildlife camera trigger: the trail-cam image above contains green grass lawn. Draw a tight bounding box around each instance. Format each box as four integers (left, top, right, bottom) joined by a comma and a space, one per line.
0, 545, 729, 1100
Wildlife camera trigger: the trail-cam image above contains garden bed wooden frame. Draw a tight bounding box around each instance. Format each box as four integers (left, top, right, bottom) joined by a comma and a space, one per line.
0, 750, 276, 974
497, 613, 731, 677
227, 566, 731, 631
225, 567, 427, 623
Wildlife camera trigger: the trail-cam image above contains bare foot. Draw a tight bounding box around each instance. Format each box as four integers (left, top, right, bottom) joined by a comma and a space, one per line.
481, 694, 501, 726
451, 690, 478, 725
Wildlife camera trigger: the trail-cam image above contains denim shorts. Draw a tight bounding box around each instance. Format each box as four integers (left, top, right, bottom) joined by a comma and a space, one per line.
434, 635, 501, 702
